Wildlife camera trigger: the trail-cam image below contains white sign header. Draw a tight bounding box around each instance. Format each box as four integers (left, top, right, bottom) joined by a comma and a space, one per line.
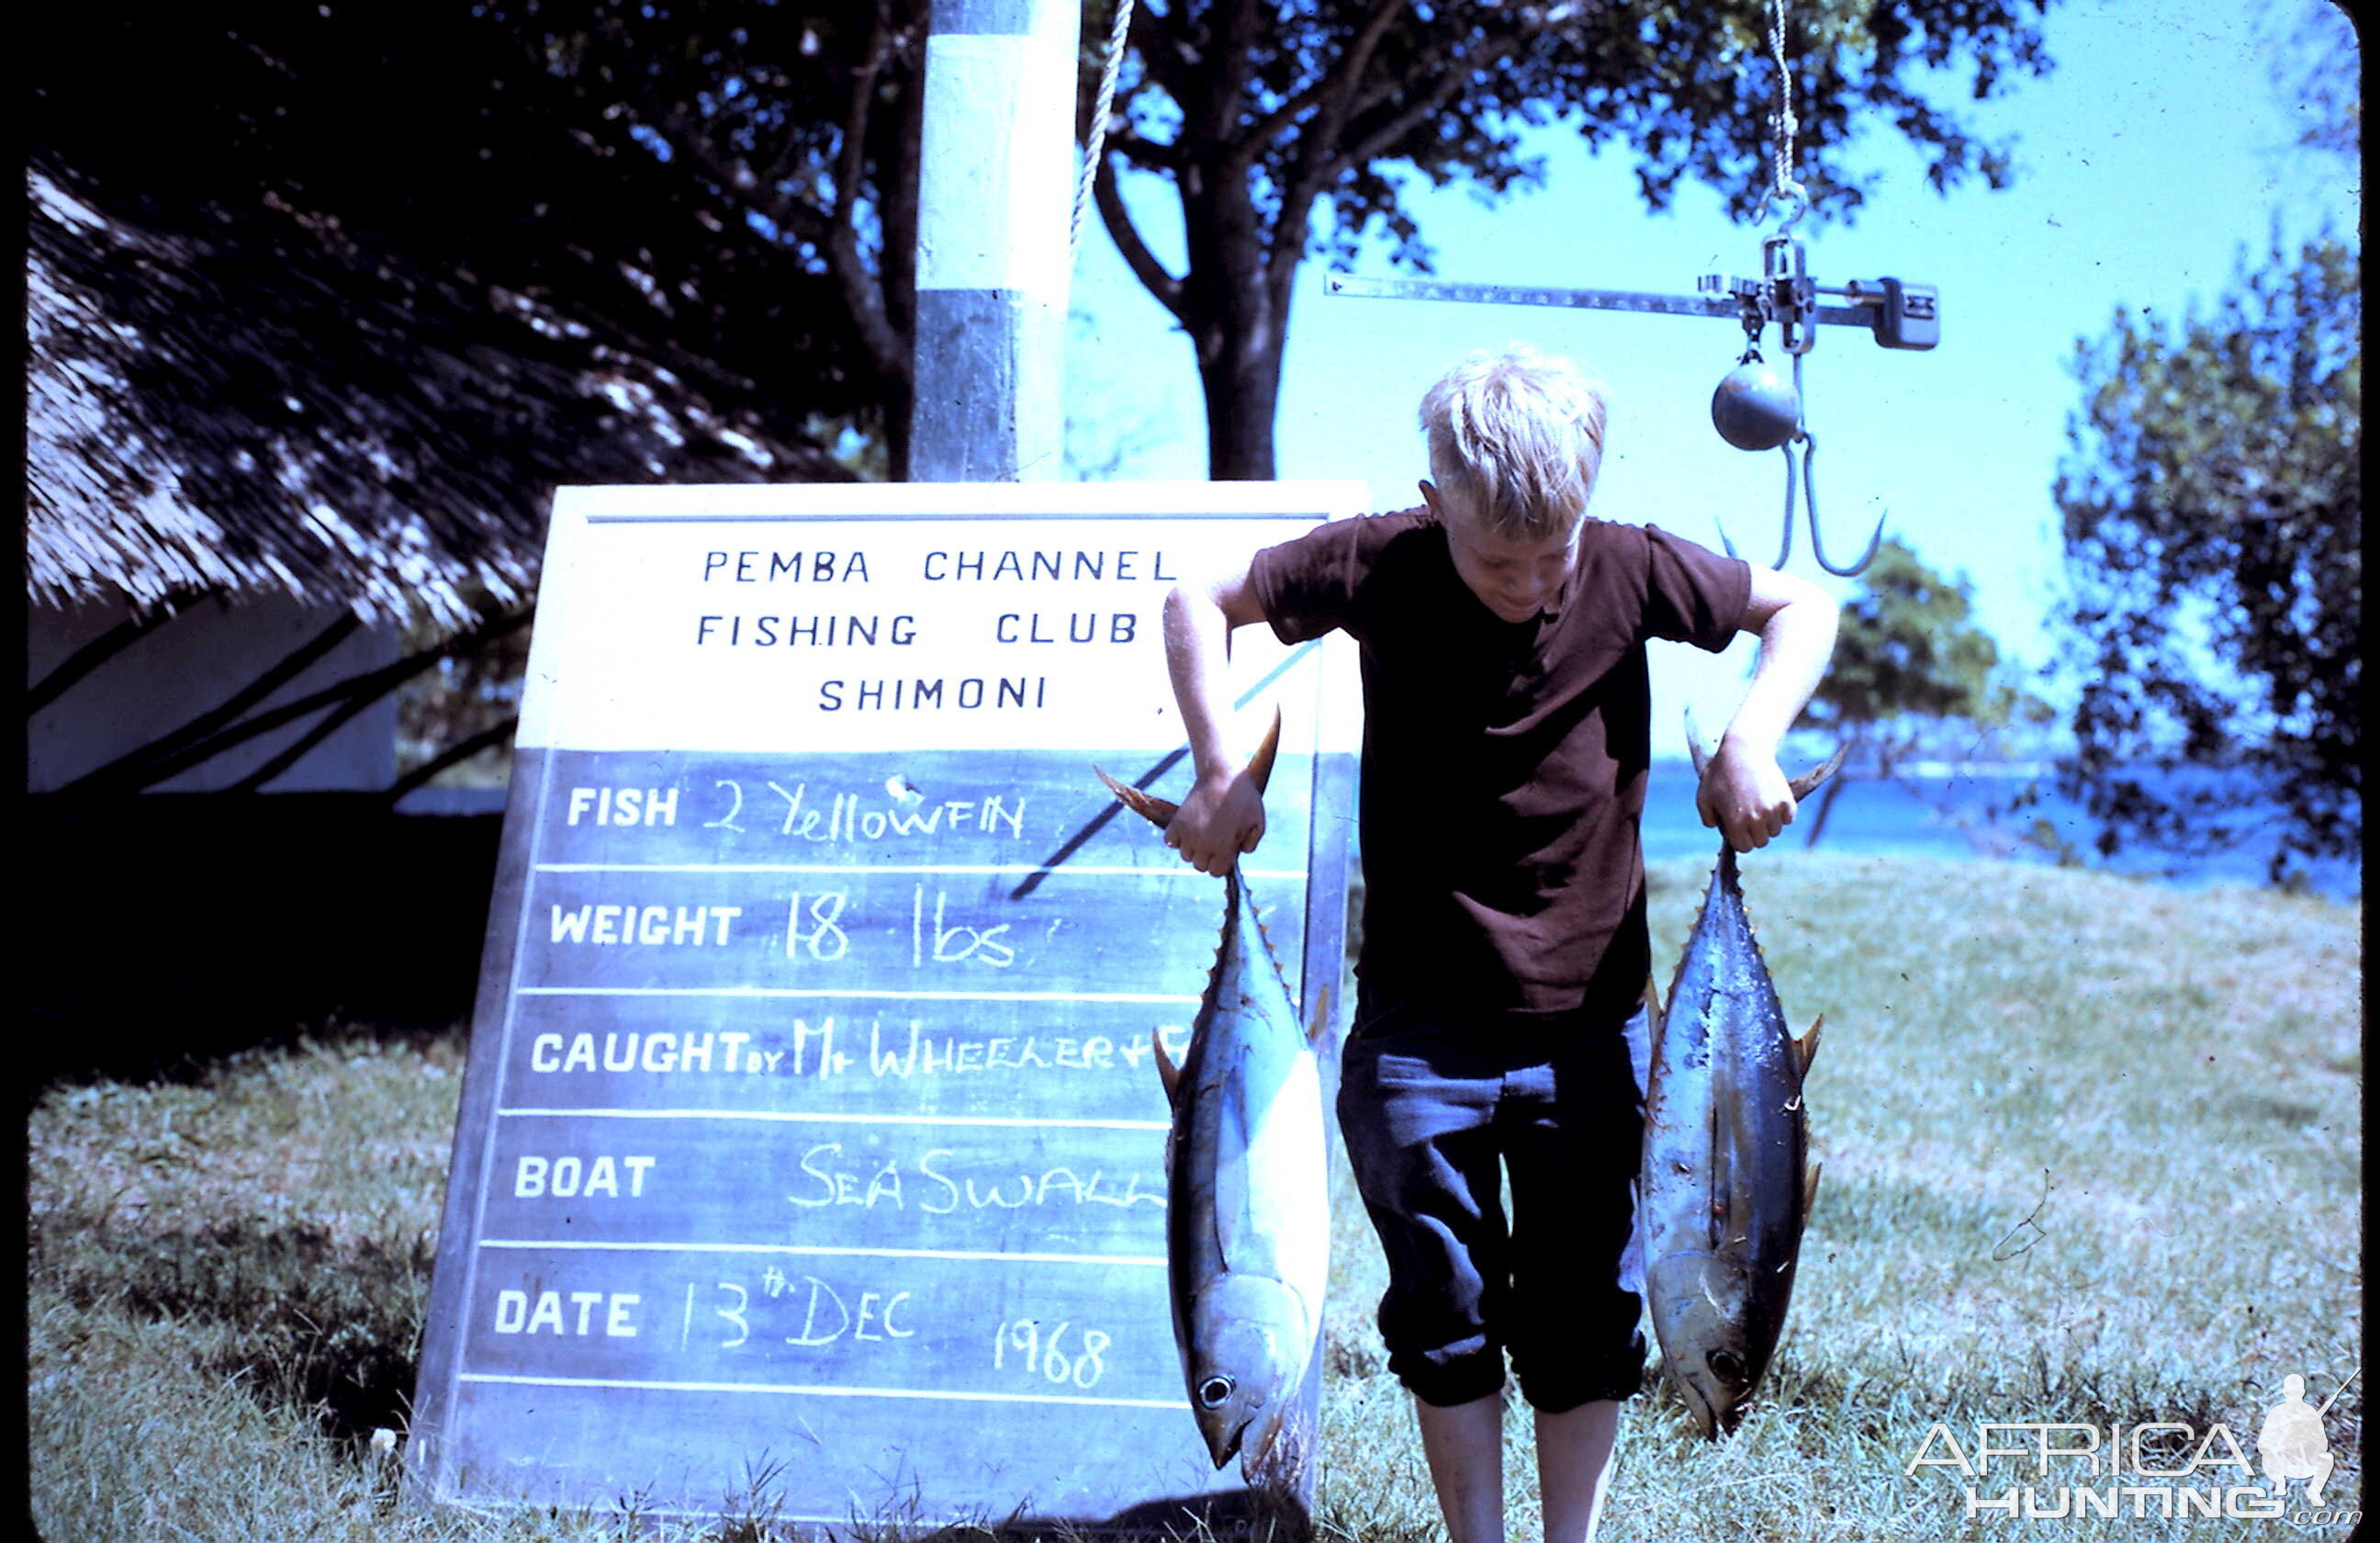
518, 481, 1366, 754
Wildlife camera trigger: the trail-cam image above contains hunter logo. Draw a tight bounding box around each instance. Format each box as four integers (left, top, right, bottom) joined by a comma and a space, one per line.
1903, 1367, 2361, 1526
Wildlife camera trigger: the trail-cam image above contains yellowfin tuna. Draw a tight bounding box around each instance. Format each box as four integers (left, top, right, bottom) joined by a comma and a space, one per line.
1641, 741, 1839, 1437
1096, 713, 1332, 1477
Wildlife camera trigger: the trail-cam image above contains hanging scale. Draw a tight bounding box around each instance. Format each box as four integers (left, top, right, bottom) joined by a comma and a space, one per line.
1323, 0, 1940, 576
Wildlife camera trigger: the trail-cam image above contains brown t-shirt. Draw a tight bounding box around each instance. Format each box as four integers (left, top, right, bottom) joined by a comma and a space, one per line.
1252, 509, 1750, 1019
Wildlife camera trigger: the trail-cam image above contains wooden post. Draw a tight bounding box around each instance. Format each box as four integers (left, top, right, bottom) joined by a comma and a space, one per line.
909, 0, 1079, 481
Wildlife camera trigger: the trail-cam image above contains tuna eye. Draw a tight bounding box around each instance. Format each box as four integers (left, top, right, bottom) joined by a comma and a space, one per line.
1708, 1350, 1746, 1386
1197, 1375, 1236, 1409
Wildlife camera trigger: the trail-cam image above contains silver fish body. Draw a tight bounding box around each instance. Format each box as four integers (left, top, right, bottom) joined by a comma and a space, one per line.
1096, 740, 1330, 1478
1642, 741, 1836, 1439
1641, 843, 1817, 1437
1163, 862, 1330, 1474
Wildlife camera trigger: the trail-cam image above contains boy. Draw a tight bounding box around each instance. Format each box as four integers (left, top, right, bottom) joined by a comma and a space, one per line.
1156, 345, 1837, 1542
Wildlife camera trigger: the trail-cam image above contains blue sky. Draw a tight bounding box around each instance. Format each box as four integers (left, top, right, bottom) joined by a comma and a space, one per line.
1064, 0, 2360, 732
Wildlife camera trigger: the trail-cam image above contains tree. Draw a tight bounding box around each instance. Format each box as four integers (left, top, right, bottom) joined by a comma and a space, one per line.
2255, 0, 2360, 162
2050, 234, 2360, 884
1798, 538, 2035, 846
465, 1, 928, 469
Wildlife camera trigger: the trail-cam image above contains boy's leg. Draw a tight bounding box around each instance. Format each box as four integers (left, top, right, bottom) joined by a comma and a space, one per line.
1337, 994, 1514, 1542
1502, 1010, 1648, 1543
1534, 1399, 1621, 1543
1416, 1392, 1507, 1543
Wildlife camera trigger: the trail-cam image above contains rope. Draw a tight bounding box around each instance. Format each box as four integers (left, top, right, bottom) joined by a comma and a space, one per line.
1766, 0, 1807, 221
1071, 0, 1136, 262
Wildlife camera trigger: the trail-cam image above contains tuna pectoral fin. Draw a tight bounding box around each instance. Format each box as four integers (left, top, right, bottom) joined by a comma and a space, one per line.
1152, 1029, 1183, 1103
1791, 1016, 1823, 1079
1802, 1161, 1823, 1221
1305, 984, 1334, 1049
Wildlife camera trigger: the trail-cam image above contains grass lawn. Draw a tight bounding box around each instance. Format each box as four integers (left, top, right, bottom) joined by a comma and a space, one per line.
27, 854, 2362, 1542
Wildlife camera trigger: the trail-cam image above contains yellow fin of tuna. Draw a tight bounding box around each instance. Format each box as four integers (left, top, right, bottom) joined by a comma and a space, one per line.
1245, 705, 1284, 796
1791, 1015, 1824, 1080
1788, 744, 1849, 799
1095, 765, 1179, 828
1305, 984, 1334, 1048
1152, 1028, 1182, 1103
1802, 1160, 1824, 1220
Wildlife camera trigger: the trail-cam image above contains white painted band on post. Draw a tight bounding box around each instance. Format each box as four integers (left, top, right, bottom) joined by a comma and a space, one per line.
915, 33, 1074, 298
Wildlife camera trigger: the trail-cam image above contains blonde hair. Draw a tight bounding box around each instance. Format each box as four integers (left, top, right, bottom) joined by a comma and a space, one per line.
1418, 344, 1611, 540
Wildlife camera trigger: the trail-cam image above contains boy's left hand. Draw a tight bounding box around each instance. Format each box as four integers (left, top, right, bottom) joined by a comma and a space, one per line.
1695, 738, 1797, 851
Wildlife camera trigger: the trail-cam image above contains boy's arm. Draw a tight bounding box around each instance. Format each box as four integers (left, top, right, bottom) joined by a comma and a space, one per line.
1698, 564, 1840, 851
1160, 558, 1273, 876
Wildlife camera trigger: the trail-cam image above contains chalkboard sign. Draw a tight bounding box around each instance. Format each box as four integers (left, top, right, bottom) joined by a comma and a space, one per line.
409, 482, 1364, 1532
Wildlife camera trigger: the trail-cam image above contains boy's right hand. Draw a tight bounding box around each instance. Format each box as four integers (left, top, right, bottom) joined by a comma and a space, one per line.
1163, 771, 1266, 876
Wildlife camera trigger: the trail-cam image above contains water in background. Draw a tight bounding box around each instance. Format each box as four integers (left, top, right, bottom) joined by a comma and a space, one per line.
1640, 761, 2361, 904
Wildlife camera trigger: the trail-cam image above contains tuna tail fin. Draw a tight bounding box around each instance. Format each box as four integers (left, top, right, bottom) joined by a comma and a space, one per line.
1244, 705, 1285, 796
1791, 1015, 1824, 1080
1151, 1029, 1182, 1103
1095, 767, 1180, 829
1682, 711, 1847, 802
1684, 706, 1716, 783
1788, 744, 1849, 800
1092, 706, 1285, 830
1685, 714, 1847, 800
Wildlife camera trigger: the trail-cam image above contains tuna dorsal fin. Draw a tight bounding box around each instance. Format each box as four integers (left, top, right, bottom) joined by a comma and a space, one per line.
1642, 974, 1664, 1055
1802, 1159, 1824, 1221
1791, 1015, 1824, 1080
1151, 1028, 1182, 1103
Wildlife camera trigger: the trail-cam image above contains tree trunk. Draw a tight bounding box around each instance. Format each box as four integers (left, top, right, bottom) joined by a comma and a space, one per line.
1178, 162, 1291, 480
1195, 318, 1286, 480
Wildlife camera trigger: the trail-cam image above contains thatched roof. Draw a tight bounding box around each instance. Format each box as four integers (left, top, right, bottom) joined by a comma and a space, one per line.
27, 152, 854, 630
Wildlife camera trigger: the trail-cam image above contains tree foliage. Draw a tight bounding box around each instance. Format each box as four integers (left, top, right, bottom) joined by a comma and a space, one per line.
473, 1, 926, 466
1800, 537, 2032, 845
2051, 235, 2360, 884
2256, 0, 2361, 162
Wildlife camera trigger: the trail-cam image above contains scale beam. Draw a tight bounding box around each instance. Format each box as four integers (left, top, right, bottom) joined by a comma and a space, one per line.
1323, 270, 1937, 351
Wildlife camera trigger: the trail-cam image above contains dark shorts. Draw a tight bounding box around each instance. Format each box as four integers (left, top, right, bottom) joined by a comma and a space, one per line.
1336, 986, 1651, 1413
